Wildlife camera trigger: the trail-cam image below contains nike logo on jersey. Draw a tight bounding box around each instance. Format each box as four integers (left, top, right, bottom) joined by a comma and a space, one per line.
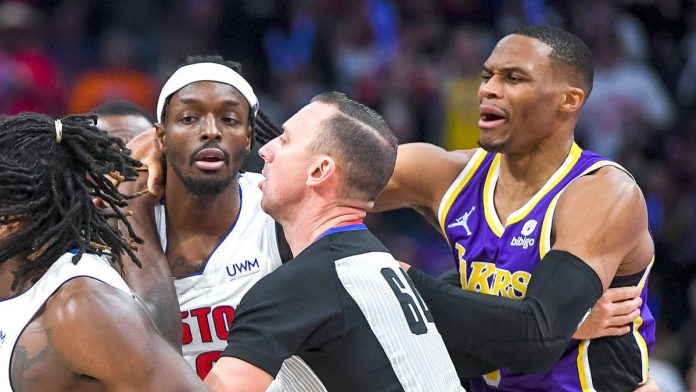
447, 206, 476, 236
0, 329, 5, 348
226, 258, 260, 279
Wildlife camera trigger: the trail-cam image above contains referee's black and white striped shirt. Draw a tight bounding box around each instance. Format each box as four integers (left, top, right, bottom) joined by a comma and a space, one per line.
222, 224, 464, 392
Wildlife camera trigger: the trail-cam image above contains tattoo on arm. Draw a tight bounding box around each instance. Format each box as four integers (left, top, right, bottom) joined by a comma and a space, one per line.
11, 344, 47, 392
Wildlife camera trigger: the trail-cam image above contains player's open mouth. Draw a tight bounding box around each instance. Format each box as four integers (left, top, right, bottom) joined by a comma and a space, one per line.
479, 105, 507, 129
194, 148, 226, 171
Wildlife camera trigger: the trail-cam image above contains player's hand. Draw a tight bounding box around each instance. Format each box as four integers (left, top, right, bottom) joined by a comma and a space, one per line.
397, 261, 412, 271
634, 376, 660, 391
126, 127, 164, 198
573, 286, 642, 340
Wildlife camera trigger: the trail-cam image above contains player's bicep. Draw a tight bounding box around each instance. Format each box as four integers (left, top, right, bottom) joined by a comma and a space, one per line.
551, 171, 647, 289
47, 280, 204, 391
374, 143, 470, 214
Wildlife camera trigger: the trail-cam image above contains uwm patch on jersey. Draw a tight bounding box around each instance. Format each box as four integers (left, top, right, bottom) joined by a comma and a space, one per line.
154, 172, 282, 378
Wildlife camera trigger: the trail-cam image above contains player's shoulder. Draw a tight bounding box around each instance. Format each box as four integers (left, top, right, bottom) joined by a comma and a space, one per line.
42, 275, 139, 329
563, 164, 643, 204
555, 164, 647, 231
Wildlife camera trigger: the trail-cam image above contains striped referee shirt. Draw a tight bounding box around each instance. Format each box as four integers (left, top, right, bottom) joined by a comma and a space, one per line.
222, 225, 463, 391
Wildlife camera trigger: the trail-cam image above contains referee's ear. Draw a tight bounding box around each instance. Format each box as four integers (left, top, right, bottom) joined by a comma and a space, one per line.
307, 155, 337, 189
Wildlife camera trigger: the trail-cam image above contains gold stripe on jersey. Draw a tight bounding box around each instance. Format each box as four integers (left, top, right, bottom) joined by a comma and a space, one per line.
483, 154, 505, 237
633, 257, 655, 383
482, 370, 501, 388
539, 191, 561, 260
438, 149, 488, 237
577, 339, 596, 392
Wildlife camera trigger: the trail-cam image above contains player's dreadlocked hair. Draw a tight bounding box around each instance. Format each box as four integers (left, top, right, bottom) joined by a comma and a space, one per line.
160, 55, 282, 146
0, 112, 143, 290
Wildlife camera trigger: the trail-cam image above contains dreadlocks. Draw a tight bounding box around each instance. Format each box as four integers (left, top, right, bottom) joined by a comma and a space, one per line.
0, 112, 143, 290
160, 55, 283, 146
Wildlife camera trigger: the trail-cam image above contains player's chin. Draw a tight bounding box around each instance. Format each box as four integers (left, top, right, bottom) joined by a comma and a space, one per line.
477, 138, 507, 153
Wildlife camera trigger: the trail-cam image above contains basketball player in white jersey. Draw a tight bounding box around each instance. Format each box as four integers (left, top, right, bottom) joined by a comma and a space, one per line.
0, 113, 204, 391
122, 56, 325, 390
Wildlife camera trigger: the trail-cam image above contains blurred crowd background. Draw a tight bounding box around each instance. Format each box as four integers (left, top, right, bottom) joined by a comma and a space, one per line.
0, 0, 694, 389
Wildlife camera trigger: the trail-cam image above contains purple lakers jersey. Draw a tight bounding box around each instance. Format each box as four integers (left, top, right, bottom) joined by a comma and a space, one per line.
438, 143, 655, 391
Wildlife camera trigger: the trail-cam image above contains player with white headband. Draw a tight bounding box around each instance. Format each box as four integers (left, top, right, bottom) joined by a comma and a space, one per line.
120, 55, 324, 390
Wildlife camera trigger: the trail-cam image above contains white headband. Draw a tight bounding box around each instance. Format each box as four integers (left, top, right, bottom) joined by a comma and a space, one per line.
156, 62, 259, 123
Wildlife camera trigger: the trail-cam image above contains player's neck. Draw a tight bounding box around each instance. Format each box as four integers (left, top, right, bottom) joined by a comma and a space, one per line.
498, 136, 574, 195
281, 200, 368, 256
164, 175, 241, 235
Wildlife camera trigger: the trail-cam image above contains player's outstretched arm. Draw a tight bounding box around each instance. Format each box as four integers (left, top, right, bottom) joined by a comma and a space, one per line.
45, 278, 205, 391
118, 129, 182, 348
373, 143, 473, 226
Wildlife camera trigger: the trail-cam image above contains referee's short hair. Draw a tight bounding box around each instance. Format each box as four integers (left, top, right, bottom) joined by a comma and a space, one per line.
310, 92, 398, 201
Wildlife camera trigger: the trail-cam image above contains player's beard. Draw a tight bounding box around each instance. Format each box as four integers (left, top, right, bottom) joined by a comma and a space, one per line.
173, 168, 232, 195
477, 139, 507, 153
167, 146, 234, 196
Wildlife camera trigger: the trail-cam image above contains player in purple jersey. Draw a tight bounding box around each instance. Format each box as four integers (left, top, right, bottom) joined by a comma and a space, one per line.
374, 26, 658, 391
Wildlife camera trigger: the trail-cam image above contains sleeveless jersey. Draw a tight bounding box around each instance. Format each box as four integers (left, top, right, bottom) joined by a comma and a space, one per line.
438, 143, 655, 391
0, 252, 134, 392
155, 172, 325, 391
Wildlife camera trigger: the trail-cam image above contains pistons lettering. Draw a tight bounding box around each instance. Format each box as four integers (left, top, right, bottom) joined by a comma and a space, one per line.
181, 305, 236, 345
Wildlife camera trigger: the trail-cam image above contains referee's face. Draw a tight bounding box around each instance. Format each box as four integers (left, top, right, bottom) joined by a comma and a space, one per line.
159, 81, 252, 196
258, 102, 336, 220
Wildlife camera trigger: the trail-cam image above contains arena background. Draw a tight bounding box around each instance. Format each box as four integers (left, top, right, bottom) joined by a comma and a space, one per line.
0, 0, 694, 389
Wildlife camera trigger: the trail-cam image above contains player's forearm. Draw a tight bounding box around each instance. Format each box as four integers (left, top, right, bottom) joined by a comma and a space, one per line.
120, 194, 181, 349
408, 250, 602, 374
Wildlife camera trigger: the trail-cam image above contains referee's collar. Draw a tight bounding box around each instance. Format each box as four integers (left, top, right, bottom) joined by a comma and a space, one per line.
314, 221, 366, 243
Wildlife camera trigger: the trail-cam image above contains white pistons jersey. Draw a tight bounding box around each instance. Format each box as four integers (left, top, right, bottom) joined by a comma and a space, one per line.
154, 172, 283, 379
0, 253, 133, 392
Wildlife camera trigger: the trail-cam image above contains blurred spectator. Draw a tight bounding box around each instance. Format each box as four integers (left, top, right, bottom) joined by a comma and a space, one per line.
90, 99, 153, 143
438, 26, 492, 149
678, 280, 696, 373
67, 26, 157, 114
578, 22, 674, 159
0, 1, 63, 116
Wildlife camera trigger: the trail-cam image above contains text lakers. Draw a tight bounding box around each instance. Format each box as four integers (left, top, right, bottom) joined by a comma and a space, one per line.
455, 243, 531, 298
